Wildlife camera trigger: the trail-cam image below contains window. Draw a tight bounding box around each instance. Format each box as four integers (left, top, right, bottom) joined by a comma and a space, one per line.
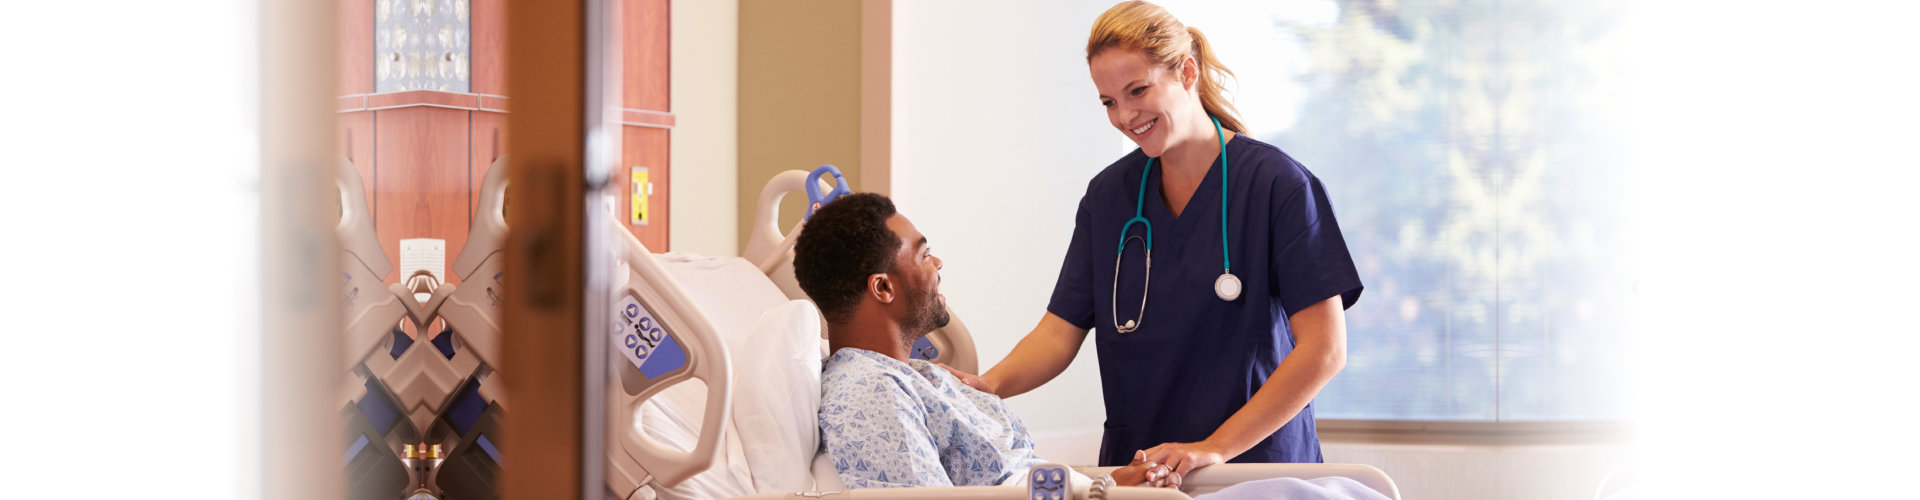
1161, 0, 1634, 421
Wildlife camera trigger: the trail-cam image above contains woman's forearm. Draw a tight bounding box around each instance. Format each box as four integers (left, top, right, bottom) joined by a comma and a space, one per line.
1205, 295, 1347, 457
980, 312, 1089, 398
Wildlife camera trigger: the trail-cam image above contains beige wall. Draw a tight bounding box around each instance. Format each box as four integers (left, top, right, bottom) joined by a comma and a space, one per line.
671, 0, 740, 256
737, 0, 866, 251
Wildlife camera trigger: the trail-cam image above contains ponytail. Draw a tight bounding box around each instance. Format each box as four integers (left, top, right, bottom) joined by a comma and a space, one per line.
1185, 26, 1245, 135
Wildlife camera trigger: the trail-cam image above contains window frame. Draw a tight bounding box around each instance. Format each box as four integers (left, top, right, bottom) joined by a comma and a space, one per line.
1316, 419, 1633, 446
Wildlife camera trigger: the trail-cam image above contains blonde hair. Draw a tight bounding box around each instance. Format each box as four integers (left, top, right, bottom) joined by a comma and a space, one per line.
1086, 1, 1245, 134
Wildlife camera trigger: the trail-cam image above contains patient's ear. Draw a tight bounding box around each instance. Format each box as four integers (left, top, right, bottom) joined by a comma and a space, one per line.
868, 273, 895, 304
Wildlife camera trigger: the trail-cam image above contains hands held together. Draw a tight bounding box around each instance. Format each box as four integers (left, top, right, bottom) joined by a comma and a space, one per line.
938, 364, 1229, 488
1113, 440, 1228, 489
1110, 450, 1178, 488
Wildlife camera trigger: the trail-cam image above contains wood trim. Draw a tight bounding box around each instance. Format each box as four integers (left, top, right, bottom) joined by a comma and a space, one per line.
619, 108, 675, 128
336, 95, 369, 113
479, 95, 511, 112
500, 0, 587, 497
368, 90, 481, 110
336, 91, 510, 113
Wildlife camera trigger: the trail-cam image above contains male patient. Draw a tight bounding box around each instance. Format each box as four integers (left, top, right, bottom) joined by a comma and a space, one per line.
794, 193, 1173, 490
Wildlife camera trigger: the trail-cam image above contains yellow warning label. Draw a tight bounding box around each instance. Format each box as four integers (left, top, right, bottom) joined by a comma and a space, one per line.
631, 167, 649, 225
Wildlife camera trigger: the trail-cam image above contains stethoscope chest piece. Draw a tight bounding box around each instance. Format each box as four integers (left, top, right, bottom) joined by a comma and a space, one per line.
1214, 272, 1242, 301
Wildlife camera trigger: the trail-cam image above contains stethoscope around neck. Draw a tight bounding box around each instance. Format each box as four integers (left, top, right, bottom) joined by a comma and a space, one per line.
1113, 115, 1240, 334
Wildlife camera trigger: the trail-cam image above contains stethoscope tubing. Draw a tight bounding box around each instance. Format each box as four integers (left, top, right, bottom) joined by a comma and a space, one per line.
1111, 116, 1237, 334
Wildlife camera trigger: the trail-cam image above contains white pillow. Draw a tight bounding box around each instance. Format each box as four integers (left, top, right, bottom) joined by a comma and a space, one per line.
635, 254, 823, 496
730, 300, 825, 493
641, 300, 821, 497
808, 450, 846, 492
637, 254, 792, 499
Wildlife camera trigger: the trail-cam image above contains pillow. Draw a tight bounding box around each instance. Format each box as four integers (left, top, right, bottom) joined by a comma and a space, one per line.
635, 254, 823, 496
730, 300, 825, 493
808, 450, 845, 492
641, 300, 822, 497
636, 254, 793, 499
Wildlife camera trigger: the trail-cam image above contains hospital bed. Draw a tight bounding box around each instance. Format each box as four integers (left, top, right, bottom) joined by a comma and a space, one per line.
334, 159, 1399, 499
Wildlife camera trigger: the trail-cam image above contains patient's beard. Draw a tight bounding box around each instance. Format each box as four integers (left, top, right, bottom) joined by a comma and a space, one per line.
900, 283, 951, 339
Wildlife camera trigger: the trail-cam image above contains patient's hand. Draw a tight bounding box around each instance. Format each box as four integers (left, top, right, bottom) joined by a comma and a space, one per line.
1110, 450, 1179, 488
938, 363, 994, 394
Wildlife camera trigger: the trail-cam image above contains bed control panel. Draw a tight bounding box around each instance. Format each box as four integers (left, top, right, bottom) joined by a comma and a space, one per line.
613, 294, 689, 380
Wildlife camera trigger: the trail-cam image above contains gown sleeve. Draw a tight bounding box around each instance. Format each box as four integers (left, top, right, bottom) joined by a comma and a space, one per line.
1269, 173, 1364, 318
819, 370, 954, 488
1046, 196, 1098, 330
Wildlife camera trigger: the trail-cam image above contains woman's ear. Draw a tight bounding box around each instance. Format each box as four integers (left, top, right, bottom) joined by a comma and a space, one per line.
868, 273, 895, 304
1180, 55, 1199, 91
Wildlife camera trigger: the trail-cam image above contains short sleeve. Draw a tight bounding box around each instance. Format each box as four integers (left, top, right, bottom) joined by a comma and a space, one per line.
819, 372, 953, 488
1269, 175, 1364, 318
1045, 197, 1097, 330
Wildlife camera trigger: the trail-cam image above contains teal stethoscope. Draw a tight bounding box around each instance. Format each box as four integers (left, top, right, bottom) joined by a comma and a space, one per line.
1113, 116, 1239, 334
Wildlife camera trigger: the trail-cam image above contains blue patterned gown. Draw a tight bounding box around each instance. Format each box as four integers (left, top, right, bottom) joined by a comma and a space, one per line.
818, 347, 1048, 488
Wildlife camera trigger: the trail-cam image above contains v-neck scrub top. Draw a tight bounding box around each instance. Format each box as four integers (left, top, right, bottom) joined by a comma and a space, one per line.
1047, 135, 1363, 466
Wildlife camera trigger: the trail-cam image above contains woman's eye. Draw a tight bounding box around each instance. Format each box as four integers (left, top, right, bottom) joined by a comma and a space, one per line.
1131, 85, 1147, 96
1101, 99, 1114, 107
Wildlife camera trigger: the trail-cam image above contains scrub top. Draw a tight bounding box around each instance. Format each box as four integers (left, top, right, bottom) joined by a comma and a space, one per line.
1047, 135, 1363, 466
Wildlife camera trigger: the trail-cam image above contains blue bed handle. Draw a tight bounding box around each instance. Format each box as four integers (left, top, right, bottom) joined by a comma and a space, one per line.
804, 164, 852, 221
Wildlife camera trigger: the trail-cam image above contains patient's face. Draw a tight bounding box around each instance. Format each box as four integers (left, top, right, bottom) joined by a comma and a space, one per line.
885, 214, 950, 337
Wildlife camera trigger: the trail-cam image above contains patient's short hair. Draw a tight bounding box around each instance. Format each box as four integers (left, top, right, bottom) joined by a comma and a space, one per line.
793, 193, 901, 324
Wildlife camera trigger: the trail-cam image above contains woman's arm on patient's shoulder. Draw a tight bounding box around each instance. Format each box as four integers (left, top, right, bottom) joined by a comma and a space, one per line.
943, 312, 1088, 398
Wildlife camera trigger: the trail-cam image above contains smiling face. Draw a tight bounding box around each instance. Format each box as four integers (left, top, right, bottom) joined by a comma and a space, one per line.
1091, 48, 1198, 158
884, 214, 950, 338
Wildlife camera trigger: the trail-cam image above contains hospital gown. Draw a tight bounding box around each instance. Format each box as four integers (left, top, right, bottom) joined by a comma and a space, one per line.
818, 347, 1047, 488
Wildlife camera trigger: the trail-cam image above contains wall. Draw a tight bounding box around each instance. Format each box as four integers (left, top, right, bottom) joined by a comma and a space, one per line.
737, 0, 866, 252
891, 0, 1123, 435
670, 0, 740, 256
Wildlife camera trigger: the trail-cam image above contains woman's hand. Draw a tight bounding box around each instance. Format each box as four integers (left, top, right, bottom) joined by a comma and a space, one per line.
1142, 440, 1227, 478
1109, 450, 1179, 488
938, 363, 994, 394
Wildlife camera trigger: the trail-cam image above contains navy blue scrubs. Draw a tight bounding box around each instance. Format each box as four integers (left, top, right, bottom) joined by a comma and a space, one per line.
1047, 135, 1363, 466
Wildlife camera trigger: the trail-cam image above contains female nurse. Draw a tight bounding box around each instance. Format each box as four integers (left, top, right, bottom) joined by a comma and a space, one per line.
944, 0, 1364, 480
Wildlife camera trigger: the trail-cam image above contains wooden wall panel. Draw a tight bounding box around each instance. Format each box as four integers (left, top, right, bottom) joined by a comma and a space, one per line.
470, 111, 508, 221
620, 0, 671, 250
472, 0, 505, 96
373, 106, 473, 289
338, 0, 373, 95
623, 0, 671, 111
620, 126, 670, 251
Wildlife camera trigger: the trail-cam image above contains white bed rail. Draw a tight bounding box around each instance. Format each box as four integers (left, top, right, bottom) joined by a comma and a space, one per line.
606, 218, 736, 495
726, 486, 1193, 500
724, 462, 1398, 500
1077, 463, 1400, 499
